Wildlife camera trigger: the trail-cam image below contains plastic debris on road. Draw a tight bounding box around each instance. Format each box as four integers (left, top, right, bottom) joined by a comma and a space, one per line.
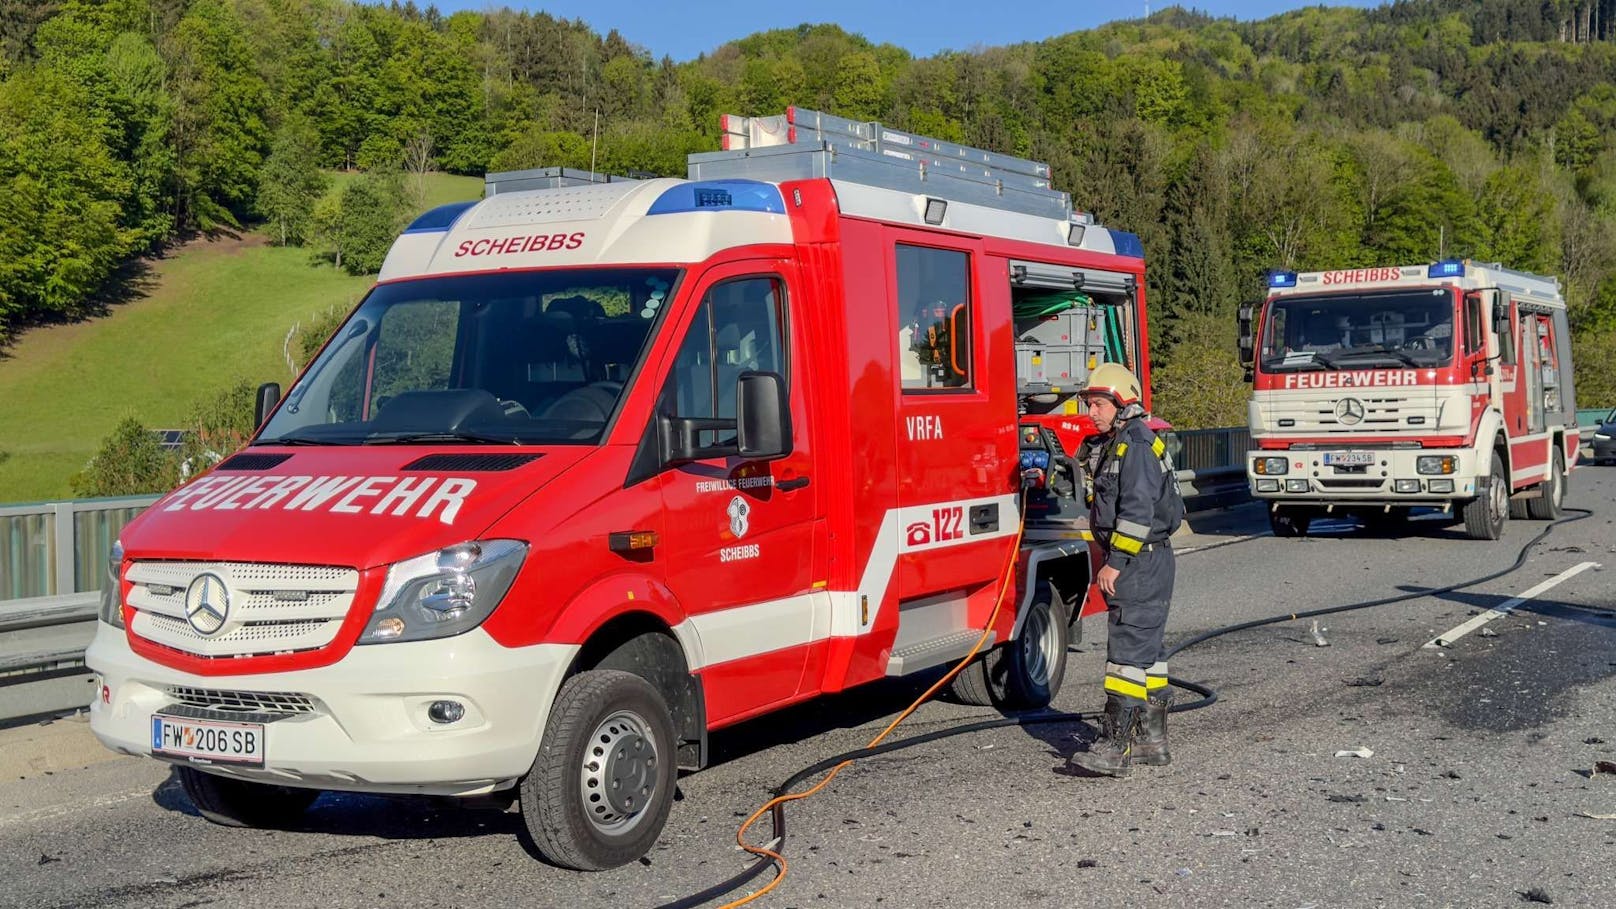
1335, 747, 1374, 758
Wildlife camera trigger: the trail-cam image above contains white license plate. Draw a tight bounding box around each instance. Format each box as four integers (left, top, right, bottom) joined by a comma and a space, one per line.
151, 715, 265, 765
1324, 451, 1375, 467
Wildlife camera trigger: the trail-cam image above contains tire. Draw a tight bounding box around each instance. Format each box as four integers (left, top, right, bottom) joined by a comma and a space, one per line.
1269, 508, 1313, 537
178, 767, 319, 828
1462, 451, 1508, 540
1000, 590, 1070, 709
520, 670, 676, 871
1526, 447, 1566, 520
946, 585, 1069, 710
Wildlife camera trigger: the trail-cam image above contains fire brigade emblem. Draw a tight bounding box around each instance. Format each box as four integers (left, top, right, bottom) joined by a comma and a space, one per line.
1334, 397, 1366, 425
184, 572, 230, 636
727, 495, 751, 539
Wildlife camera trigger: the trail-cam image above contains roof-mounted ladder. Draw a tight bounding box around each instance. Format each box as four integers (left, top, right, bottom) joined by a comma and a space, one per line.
688, 106, 1074, 221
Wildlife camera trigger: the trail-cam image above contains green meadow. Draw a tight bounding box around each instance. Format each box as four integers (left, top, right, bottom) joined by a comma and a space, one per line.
0, 173, 482, 503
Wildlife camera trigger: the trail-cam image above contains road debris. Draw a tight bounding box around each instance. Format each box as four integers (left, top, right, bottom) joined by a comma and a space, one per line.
1309, 619, 1330, 647
1335, 747, 1374, 759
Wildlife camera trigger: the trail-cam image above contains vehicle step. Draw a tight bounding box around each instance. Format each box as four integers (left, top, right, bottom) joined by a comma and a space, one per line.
886, 629, 995, 677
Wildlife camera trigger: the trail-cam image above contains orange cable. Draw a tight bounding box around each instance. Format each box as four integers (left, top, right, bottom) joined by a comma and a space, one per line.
717, 494, 1029, 908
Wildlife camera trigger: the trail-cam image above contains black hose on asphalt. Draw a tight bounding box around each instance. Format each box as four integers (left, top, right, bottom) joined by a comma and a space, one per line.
654, 507, 1594, 909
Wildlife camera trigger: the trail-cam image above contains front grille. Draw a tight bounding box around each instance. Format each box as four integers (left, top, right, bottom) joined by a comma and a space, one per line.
1263, 394, 1438, 433
165, 686, 317, 715
1318, 479, 1385, 489
126, 560, 359, 659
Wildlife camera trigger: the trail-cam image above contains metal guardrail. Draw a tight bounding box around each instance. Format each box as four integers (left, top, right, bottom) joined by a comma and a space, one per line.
1, 496, 157, 725
0, 414, 1606, 723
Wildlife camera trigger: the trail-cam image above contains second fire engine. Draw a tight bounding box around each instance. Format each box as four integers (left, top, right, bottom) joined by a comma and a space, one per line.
1239, 260, 1578, 539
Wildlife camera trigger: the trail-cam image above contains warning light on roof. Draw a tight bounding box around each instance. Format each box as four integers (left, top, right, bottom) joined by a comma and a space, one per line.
1428, 259, 1466, 278
1267, 270, 1299, 288
647, 180, 787, 216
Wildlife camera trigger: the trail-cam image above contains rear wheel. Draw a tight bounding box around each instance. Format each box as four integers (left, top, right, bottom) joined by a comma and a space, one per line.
1526, 447, 1566, 520
1462, 452, 1508, 540
947, 584, 1069, 710
178, 767, 319, 828
520, 670, 676, 870
1269, 507, 1314, 537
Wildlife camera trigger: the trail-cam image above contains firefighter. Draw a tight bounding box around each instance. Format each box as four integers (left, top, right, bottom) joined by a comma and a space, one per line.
1070, 363, 1184, 778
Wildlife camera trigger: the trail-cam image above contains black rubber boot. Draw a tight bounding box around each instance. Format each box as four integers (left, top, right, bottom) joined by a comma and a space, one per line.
1071, 694, 1142, 778
1135, 692, 1170, 766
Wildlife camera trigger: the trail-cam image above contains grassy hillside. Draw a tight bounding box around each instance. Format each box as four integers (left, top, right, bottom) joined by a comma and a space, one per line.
0, 172, 483, 504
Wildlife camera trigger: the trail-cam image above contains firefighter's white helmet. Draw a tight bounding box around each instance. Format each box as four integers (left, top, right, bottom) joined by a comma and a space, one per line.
1080, 363, 1143, 407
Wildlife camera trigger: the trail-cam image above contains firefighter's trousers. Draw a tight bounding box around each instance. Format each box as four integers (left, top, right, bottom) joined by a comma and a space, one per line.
1094, 542, 1175, 705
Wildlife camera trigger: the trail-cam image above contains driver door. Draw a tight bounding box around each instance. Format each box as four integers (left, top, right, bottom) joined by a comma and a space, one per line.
651, 262, 826, 726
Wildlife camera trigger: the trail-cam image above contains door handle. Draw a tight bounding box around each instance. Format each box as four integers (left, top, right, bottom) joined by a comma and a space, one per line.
776, 476, 811, 491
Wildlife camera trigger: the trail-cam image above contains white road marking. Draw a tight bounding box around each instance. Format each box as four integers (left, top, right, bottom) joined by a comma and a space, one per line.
0, 787, 153, 827
1423, 561, 1601, 649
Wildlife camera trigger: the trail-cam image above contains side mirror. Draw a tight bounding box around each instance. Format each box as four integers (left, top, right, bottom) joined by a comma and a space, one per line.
1236, 301, 1257, 369
736, 371, 791, 460
1493, 296, 1510, 335
657, 371, 792, 466
254, 382, 282, 428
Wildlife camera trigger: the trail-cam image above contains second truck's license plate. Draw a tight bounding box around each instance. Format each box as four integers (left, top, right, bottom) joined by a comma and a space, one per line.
1324, 451, 1375, 467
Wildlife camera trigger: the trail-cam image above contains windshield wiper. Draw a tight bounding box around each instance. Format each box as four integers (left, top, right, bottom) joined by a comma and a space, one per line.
363, 430, 523, 445
1335, 344, 1420, 367
1265, 350, 1342, 371
253, 435, 343, 446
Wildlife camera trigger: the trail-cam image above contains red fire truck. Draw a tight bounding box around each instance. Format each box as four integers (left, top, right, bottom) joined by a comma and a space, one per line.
1239, 260, 1578, 540
87, 107, 1156, 869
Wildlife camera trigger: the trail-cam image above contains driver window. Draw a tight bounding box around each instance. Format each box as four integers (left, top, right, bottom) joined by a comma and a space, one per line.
663, 276, 786, 444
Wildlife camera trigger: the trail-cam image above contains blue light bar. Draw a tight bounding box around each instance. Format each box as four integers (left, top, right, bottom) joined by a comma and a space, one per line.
1268, 270, 1298, 288
404, 201, 476, 234
1109, 230, 1145, 259
647, 180, 786, 216
1428, 259, 1465, 278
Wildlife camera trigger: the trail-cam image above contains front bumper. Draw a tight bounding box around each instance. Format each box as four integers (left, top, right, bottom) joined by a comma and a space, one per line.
1246, 447, 1477, 505
1593, 435, 1615, 462
87, 624, 578, 796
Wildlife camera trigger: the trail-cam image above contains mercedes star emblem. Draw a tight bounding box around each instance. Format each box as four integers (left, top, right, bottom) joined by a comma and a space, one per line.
1335, 397, 1366, 425
184, 572, 230, 636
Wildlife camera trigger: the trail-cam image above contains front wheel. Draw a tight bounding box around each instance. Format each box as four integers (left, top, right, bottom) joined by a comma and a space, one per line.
1462, 452, 1508, 540
520, 670, 677, 870
178, 767, 319, 828
1269, 507, 1314, 537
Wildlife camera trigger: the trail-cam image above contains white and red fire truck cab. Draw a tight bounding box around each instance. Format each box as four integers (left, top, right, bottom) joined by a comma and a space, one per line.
86, 108, 1155, 869
1240, 259, 1578, 539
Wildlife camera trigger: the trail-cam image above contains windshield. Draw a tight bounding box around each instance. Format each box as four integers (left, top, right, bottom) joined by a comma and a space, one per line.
1260, 289, 1456, 372
258, 268, 680, 446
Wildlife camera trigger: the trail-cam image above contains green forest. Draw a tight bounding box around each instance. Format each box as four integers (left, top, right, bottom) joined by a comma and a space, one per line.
4, 0, 1616, 430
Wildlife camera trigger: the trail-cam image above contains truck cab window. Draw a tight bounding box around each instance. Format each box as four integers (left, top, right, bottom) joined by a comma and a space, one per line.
896, 244, 973, 390
369, 299, 460, 416
664, 276, 786, 447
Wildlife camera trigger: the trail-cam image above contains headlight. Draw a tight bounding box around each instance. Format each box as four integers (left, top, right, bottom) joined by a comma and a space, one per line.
359, 540, 527, 644
99, 541, 125, 628
1253, 457, 1288, 476
1416, 455, 1456, 475
1597, 432, 1611, 441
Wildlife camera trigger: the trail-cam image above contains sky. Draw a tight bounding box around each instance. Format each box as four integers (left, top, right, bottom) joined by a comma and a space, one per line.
426, 1, 1386, 62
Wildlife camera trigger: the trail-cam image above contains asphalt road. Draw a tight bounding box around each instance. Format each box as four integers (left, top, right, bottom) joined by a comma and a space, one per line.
4, 467, 1615, 909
